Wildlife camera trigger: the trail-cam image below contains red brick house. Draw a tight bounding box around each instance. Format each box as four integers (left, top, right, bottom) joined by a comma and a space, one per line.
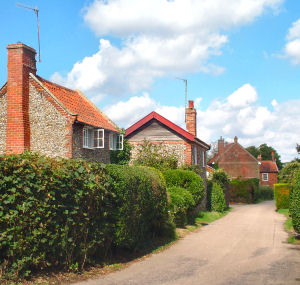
125, 100, 210, 172
0, 43, 122, 162
258, 153, 278, 187
208, 136, 260, 179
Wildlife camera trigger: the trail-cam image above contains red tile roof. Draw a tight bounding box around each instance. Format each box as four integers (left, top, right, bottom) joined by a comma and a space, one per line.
36, 76, 118, 132
125, 111, 210, 149
260, 161, 278, 173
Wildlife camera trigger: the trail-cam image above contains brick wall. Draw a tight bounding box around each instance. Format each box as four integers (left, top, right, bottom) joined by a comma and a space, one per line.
72, 123, 111, 163
260, 172, 278, 187
6, 43, 36, 154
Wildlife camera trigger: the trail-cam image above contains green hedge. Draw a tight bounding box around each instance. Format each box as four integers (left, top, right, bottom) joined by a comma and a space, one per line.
229, 178, 259, 203
106, 164, 169, 249
209, 169, 229, 208
273, 183, 290, 210
290, 171, 300, 233
163, 169, 204, 204
254, 185, 274, 202
0, 153, 170, 279
211, 183, 226, 212
167, 186, 195, 227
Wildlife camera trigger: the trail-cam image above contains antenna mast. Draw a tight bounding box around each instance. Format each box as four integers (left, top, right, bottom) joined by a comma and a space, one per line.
17, 3, 41, 62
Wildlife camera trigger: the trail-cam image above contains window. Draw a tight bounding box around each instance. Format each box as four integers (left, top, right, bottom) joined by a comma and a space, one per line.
262, 173, 268, 181
83, 127, 104, 149
109, 133, 123, 150
94, 129, 104, 148
193, 146, 198, 165
202, 151, 205, 167
83, 127, 94, 149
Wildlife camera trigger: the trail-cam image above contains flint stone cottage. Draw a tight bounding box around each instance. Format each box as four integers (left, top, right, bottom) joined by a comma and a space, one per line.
0, 43, 122, 162
125, 100, 210, 179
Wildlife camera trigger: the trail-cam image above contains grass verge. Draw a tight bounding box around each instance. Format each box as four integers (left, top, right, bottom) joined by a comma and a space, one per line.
277, 208, 300, 245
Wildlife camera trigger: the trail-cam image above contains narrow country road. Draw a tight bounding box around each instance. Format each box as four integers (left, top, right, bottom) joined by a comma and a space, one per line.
75, 201, 300, 285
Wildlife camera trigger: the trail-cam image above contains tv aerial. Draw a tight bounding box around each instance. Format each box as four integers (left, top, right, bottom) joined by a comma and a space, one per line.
16, 3, 41, 62
176, 77, 188, 121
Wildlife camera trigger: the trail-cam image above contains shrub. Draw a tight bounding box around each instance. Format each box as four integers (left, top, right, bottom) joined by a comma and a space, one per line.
278, 162, 300, 183
132, 140, 178, 171
290, 171, 300, 233
210, 183, 226, 212
110, 138, 132, 165
210, 169, 229, 207
163, 169, 204, 204
255, 185, 274, 201
229, 179, 257, 203
273, 183, 290, 210
167, 186, 195, 226
0, 153, 171, 280
106, 164, 169, 249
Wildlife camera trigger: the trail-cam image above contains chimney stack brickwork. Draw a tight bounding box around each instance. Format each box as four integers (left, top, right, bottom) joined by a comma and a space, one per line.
185, 100, 197, 136
6, 43, 36, 154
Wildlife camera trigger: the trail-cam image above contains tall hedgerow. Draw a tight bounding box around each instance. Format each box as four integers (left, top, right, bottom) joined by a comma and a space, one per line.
273, 183, 290, 209
290, 171, 300, 233
210, 182, 226, 212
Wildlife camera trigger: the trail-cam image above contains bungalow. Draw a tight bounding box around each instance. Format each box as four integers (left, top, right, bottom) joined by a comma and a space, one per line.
0, 43, 122, 162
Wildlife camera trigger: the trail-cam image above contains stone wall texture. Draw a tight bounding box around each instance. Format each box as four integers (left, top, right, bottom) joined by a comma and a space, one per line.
29, 83, 71, 158
0, 92, 7, 154
72, 123, 111, 163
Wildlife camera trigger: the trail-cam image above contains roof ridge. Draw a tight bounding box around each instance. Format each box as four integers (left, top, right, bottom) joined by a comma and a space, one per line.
37, 76, 77, 93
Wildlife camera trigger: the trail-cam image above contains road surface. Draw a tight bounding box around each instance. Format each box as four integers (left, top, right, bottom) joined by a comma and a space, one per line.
75, 201, 300, 285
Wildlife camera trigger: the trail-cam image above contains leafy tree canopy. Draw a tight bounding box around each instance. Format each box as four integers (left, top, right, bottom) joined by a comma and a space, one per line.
246, 144, 283, 170
297, 144, 300, 154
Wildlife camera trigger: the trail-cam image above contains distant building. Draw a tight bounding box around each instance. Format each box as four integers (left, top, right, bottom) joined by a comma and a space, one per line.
258, 153, 278, 187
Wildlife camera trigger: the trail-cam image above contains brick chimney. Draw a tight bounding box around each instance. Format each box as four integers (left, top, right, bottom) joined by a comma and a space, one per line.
186, 100, 196, 136
257, 154, 262, 161
218, 136, 225, 154
6, 43, 37, 154
271, 151, 275, 162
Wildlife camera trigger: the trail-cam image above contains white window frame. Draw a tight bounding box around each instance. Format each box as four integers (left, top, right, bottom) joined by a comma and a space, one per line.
109, 133, 124, 150
262, 173, 269, 181
202, 150, 205, 167
83, 127, 94, 149
94, 129, 105, 148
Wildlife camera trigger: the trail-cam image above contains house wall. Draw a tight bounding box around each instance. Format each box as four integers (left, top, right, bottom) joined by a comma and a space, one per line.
218, 143, 259, 179
260, 172, 278, 187
72, 123, 111, 163
0, 91, 7, 154
29, 82, 73, 158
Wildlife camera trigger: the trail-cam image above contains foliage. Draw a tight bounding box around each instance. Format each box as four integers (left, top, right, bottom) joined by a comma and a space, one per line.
278, 162, 300, 183
167, 186, 195, 227
210, 183, 226, 212
297, 144, 300, 154
0, 153, 171, 280
105, 164, 169, 249
273, 183, 290, 210
132, 140, 178, 171
180, 164, 204, 176
290, 170, 300, 233
229, 178, 259, 203
246, 143, 283, 170
163, 169, 204, 205
254, 185, 274, 202
110, 138, 132, 165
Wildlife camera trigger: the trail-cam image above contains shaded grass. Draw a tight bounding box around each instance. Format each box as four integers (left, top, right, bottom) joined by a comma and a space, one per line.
277, 208, 300, 245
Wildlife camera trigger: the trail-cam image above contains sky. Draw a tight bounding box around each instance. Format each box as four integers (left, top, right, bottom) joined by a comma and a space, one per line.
0, 0, 300, 162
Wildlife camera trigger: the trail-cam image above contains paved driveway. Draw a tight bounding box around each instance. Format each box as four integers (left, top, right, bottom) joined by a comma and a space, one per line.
75, 201, 300, 285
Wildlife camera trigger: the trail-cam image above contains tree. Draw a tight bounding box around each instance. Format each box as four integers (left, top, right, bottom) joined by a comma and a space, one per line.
297, 144, 300, 154
246, 144, 283, 170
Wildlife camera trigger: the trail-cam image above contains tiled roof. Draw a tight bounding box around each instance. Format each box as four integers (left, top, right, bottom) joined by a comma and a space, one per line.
0, 83, 7, 97
208, 143, 233, 164
36, 76, 118, 132
125, 111, 210, 149
260, 161, 278, 173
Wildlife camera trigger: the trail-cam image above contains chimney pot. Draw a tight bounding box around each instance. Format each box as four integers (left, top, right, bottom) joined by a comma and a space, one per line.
188, 100, 194, 108
218, 136, 225, 154
234, 136, 238, 143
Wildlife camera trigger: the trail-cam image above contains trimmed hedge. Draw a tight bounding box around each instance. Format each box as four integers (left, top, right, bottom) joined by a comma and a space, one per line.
255, 185, 274, 202
167, 186, 195, 227
273, 183, 290, 210
210, 183, 226, 212
0, 153, 170, 279
209, 169, 230, 208
229, 178, 259, 203
163, 169, 204, 204
290, 171, 300, 233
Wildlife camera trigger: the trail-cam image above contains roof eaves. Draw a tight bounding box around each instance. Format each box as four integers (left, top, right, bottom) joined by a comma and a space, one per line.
194, 137, 210, 150
30, 74, 76, 117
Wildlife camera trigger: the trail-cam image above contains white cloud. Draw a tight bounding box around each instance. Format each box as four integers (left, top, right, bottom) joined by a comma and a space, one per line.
227, 84, 257, 108
284, 18, 300, 64
52, 0, 283, 98
105, 83, 300, 162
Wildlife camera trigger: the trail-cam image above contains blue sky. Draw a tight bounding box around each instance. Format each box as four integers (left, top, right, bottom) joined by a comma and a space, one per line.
1, 0, 300, 161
